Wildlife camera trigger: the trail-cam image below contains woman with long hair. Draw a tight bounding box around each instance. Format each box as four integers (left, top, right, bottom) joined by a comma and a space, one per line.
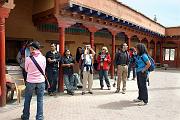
133, 43, 151, 106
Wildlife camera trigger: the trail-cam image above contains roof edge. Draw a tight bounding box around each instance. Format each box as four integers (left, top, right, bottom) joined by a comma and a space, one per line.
113, 0, 165, 28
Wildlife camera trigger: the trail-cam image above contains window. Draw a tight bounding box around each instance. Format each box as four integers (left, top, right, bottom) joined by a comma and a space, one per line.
164, 48, 175, 61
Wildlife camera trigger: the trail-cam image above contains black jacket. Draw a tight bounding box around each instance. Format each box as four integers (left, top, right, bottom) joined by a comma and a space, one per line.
46, 51, 61, 69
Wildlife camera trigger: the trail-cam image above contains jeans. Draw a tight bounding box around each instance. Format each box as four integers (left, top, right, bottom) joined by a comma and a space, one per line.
128, 64, 136, 79
46, 68, 58, 93
99, 70, 110, 87
64, 74, 75, 92
137, 72, 148, 103
22, 82, 45, 120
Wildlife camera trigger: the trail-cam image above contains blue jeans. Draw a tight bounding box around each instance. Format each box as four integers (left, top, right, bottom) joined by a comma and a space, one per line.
99, 70, 110, 87
46, 68, 58, 93
137, 72, 148, 103
64, 74, 75, 92
22, 82, 45, 120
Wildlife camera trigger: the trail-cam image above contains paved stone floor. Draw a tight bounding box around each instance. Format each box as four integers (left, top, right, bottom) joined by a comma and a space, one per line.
0, 69, 180, 120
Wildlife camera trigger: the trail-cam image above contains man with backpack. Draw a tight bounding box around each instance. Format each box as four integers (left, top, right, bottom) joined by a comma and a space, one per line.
114, 43, 129, 94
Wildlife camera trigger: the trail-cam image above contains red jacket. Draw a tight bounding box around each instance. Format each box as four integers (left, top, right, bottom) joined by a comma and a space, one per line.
97, 53, 111, 70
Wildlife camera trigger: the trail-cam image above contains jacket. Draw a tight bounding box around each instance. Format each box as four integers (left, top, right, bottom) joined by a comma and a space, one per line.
97, 53, 111, 70
25, 50, 46, 83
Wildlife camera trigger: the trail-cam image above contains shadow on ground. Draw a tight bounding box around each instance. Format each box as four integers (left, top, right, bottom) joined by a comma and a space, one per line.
98, 100, 137, 110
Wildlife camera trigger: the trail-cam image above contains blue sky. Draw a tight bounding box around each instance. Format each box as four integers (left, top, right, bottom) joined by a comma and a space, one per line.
118, 0, 180, 27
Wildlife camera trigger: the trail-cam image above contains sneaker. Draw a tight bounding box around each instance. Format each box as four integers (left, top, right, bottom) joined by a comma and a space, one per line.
88, 91, 93, 94
49, 92, 54, 96
108, 87, 111, 90
115, 90, 120, 93
21, 115, 28, 120
138, 101, 147, 106
68, 91, 74, 96
82, 92, 85, 95
133, 98, 142, 102
122, 91, 126, 94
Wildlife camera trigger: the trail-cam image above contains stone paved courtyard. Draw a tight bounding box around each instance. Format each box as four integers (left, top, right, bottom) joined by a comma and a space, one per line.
0, 69, 180, 120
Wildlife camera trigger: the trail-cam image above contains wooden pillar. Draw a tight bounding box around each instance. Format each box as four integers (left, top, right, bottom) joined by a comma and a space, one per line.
0, 0, 15, 107
0, 17, 6, 107
177, 43, 180, 68
111, 33, 116, 79
127, 37, 131, 49
90, 31, 95, 50
147, 41, 150, 53
86, 26, 98, 50
58, 26, 65, 92
56, 18, 75, 92
154, 41, 157, 62
160, 42, 163, 64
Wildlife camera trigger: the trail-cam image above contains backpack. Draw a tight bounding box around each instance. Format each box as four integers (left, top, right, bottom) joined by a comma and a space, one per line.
141, 55, 155, 72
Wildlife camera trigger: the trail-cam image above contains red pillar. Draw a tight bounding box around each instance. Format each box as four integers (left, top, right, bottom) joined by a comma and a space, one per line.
154, 41, 157, 62
90, 31, 95, 50
87, 27, 98, 50
111, 33, 116, 79
160, 42, 163, 64
177, 43, 180, 68
147, 41, 150, 53
58, 26, 65, 92
56, 19, 75, 92
127, 37, 131, 49
0, 17, 6, 107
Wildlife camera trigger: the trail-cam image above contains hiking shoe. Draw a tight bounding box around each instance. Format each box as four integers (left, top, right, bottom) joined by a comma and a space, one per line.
133, 98, 142, 102
138, 101, 147, 106
115, 90, 120, 93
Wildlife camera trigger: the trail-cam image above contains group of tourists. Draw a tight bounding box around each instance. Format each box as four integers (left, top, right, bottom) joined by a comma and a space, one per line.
17, 41, 152, 120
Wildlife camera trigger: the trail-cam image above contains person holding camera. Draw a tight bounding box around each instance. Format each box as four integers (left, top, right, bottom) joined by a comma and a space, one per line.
80, 45, 95, 95
97, 46, 111, 90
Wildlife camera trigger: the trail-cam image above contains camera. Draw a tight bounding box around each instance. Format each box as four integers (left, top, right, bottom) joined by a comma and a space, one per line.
100, 54, 106, 62
85, 45, 91, 49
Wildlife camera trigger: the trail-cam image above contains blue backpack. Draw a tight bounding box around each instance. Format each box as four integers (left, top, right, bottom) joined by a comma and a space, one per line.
141, 55, 155, 72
